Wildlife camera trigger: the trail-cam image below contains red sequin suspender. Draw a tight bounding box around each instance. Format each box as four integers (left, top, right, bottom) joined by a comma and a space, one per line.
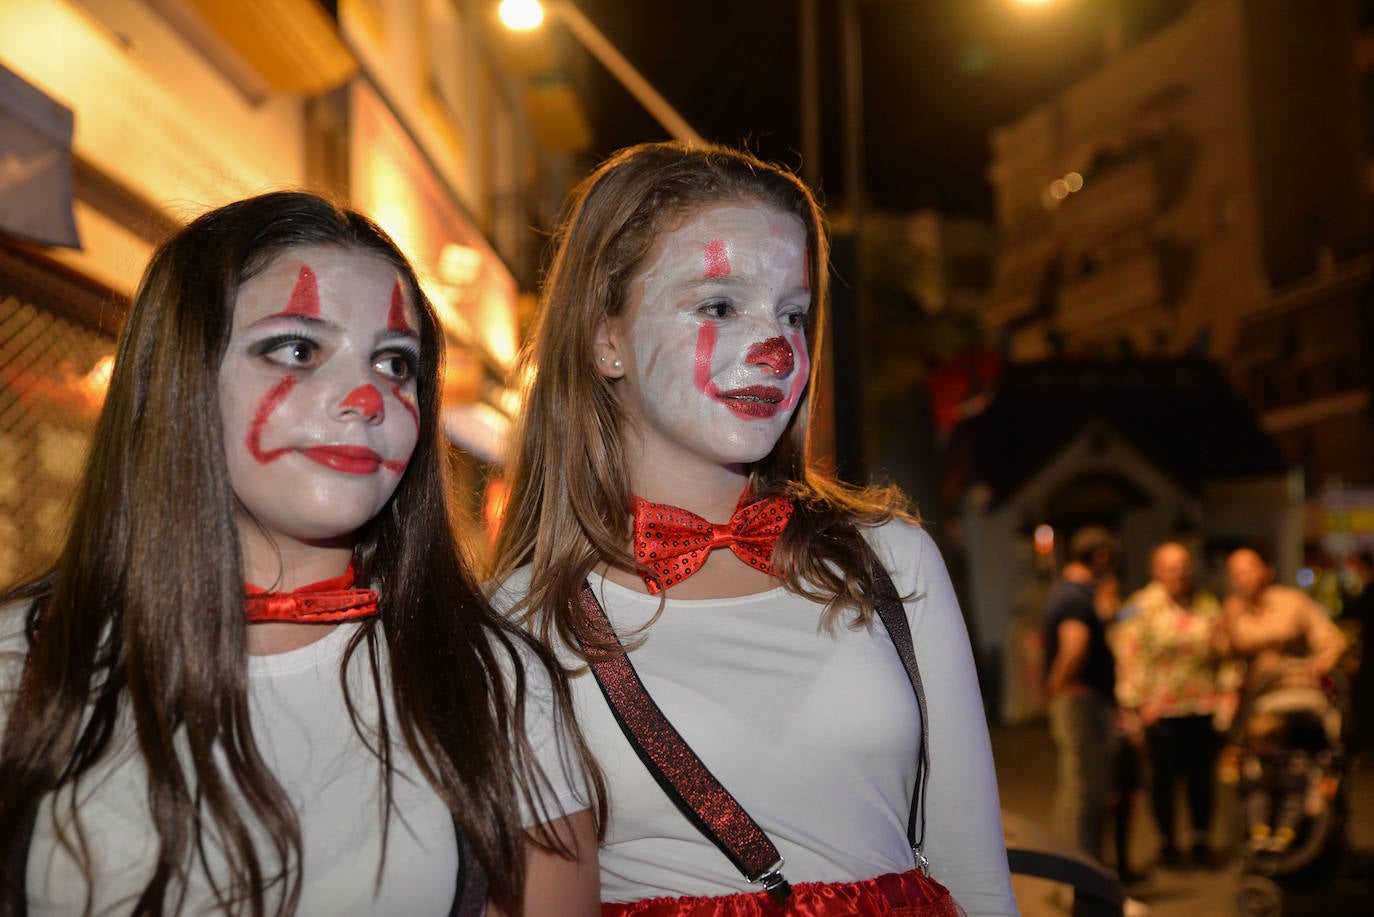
577, 585, 791, 904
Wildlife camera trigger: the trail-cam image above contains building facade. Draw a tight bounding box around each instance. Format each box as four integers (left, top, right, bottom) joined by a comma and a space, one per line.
982, 0, 1372, 560
969, 0, 1371, 716
985, 0, 1366, 375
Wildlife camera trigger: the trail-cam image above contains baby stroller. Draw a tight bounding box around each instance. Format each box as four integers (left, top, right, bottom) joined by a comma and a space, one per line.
1226, 661, 1350, 916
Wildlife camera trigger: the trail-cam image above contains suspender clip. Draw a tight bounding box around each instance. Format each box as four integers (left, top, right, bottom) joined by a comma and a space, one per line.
753, 859, 792, 907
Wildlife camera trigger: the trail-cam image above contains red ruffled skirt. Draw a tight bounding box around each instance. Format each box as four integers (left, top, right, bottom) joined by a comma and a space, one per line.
602, 869, 963, 917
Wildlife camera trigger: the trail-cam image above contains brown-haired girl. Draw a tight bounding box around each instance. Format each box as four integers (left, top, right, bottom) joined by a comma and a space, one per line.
491, 143, 1016, 916
0, 191, 600, 916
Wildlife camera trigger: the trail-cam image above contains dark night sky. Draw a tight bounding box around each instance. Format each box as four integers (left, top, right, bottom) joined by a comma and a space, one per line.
568, 0, 1191, 216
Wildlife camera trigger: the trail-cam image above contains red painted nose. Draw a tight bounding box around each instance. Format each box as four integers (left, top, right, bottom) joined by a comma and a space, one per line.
340, 384, 385, 419
747, 336, 794, 376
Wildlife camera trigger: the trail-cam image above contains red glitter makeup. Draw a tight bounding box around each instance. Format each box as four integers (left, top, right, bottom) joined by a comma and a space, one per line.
387, 281, 412, 333
692, 321, 719, 397
283, 265, 320, 318
712, 385, 786, 419
247, 375, 297, 463
746, 336, 794, 377
339, 384, 384, 418
702, 238, 731, 279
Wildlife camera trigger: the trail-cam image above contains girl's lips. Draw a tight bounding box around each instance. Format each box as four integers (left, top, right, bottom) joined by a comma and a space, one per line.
715, 385, 785, 419
300, 445, 384, 474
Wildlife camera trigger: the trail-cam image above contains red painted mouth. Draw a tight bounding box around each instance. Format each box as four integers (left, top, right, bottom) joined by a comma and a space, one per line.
300, 445, 384, 474
715, 385, 785, 419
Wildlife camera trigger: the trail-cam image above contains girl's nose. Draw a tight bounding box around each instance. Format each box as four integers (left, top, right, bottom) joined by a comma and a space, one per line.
338, 384, 385, 422
746, 336, 795, 377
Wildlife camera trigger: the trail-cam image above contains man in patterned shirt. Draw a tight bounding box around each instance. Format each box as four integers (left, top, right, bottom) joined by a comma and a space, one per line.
1114, 542, 1231, 870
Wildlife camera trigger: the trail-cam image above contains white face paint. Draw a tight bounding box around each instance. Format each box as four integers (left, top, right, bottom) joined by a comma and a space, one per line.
218, 245, 421, 552
612, 202, 811, 476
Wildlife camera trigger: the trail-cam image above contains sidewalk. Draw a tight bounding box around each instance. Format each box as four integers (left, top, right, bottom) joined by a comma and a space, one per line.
991, 720, 1374, 916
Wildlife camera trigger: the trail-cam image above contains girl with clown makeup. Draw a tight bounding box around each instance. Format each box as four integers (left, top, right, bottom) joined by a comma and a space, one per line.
490, 143, 1017, 915
0, 192, 602, 916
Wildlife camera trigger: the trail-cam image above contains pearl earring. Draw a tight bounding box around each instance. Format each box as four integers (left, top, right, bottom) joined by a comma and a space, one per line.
612, 359, 623, 371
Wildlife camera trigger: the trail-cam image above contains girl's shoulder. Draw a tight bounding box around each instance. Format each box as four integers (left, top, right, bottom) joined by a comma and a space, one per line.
856, 516, 935, 582
858, 514, 928, 549
0, 598, 35, 734
0, 596, 28, 635
0, 597, 33, 660
485, 565, 535, 616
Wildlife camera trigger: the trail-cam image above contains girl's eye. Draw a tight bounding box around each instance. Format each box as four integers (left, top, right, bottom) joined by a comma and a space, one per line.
374, 350, 418, 382
700, 302, 733, 319
254, 337, 320, 369
783, 311, 808, 328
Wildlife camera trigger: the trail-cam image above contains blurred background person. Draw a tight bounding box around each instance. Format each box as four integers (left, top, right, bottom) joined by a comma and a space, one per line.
1097, 569, 1145, 886
1218, 547, 1347, 688
1344, 550, 1374, 754
1114, 542, 1228, 871
1043, 525, 1120, 862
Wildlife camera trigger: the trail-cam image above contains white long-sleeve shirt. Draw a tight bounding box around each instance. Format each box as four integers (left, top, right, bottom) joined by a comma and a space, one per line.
495, 519, 1018, 916
0, 613, 586, 915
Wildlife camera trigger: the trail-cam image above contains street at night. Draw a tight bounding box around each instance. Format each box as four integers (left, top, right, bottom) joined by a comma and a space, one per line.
4, 2, 1374, 915
992, 721, 1374, 915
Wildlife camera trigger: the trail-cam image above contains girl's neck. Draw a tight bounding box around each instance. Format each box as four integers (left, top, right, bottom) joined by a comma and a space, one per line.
629, 467, 750, 525
237, 522, 356, 655
237, 526, 354, 592
623, 430, 755, 524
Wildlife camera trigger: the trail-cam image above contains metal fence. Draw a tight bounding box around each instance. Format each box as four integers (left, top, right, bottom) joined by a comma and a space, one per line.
0, 293, 114, 588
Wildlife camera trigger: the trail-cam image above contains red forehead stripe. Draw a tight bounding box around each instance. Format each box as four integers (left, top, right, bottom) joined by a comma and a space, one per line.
702, 239, 731, 279
284, 265, 320, 317
388, 281, 412, 333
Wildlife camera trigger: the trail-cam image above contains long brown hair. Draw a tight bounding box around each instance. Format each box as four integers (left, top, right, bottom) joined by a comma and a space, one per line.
0, 191, 598, 915
491, 142, 913, 656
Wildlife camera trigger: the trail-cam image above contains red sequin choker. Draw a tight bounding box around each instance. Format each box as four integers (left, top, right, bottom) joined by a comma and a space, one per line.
244, 566, 378, 624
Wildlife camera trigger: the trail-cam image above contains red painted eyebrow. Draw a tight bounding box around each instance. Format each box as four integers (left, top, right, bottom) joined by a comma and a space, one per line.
387, 281, 413, 333
283, 265, 320, 317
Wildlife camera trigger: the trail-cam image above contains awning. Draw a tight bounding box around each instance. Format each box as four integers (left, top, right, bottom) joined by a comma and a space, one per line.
182, 0, 357, 95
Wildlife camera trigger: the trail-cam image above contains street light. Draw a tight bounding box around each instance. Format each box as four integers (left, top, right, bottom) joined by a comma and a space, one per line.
498, 0, 704, 145
498, 0, 545, 29
824, 0, 870, 483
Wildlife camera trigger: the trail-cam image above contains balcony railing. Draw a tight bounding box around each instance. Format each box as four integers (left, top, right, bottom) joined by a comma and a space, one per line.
1057, 155, 1160, 240
1057, 250, 1161, 329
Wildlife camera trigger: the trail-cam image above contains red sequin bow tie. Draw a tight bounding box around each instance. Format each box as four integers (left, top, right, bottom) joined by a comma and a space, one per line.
245, 566, 379, 624
631, 494, 794, 594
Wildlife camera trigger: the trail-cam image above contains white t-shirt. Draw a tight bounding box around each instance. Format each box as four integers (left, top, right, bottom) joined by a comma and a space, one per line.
0, 610, 586, 916
493, 520, 1018, 916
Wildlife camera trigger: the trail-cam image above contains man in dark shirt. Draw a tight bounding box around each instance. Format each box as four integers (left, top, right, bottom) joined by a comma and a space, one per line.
1043, 525, 1119, 861
1343, 550, 1374, 753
